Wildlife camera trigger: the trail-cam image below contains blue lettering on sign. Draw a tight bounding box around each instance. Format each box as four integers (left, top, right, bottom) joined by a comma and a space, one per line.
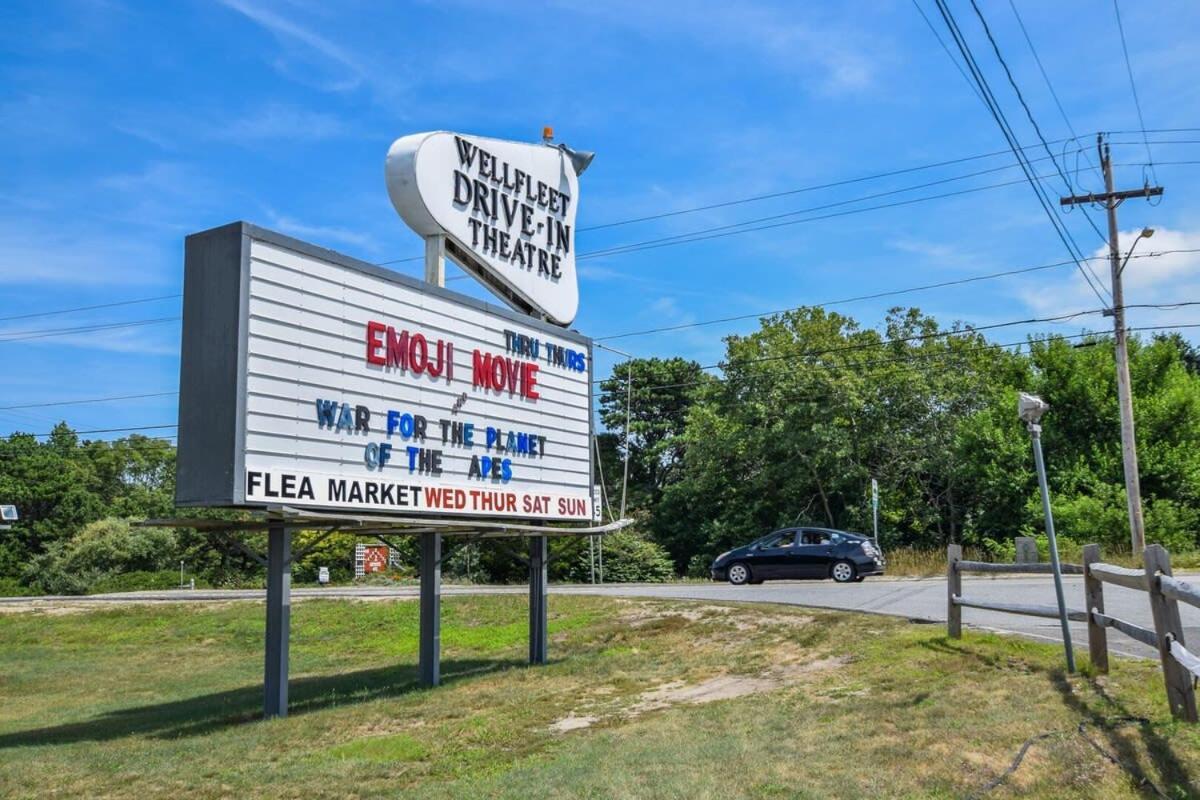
315, 399, 339, 428
336, 403, 354, 432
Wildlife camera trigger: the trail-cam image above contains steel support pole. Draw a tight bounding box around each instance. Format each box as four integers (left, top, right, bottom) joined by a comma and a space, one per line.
529, 535, 548, 665
1030, 424, 1076, 673
264, 521, 291, 719
419, 534, 441, 688
424, 234, 446, 287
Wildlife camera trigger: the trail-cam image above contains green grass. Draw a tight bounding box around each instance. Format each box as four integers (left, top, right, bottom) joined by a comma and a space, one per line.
1, 595, 1198, 798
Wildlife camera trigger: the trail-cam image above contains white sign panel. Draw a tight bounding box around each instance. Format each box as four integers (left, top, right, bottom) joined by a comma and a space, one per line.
176, 223, 593, 521
385, 131, 581, 326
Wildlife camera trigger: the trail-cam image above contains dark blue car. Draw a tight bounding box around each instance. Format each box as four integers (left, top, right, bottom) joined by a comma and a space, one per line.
710, 527, 885, 585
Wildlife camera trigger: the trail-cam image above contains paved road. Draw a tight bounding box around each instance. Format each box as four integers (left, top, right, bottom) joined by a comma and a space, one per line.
4, 575, 1198, 659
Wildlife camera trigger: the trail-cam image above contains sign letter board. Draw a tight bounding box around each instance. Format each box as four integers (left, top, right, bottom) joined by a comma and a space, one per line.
176, 222, 593, 521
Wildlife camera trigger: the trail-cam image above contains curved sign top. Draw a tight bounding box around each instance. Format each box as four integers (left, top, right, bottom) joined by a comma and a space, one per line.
386, 132, 581, 326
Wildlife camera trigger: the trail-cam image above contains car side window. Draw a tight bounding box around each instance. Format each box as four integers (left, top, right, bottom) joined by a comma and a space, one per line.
761, 530, 797, 549
800, 530, 832, 545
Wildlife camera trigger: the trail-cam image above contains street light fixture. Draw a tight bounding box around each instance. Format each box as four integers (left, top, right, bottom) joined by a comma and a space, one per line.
1018, 393, 1075, 673
1118, 227, 1154, 277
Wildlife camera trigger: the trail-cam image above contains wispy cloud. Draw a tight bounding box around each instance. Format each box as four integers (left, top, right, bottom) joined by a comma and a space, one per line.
217, 0, 366, 92
553, 0, 881, 95
0, 219, 175, 287
265, 211, 376, 251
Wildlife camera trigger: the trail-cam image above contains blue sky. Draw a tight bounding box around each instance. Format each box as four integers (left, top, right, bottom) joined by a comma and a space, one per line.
2, 0, 1199, 440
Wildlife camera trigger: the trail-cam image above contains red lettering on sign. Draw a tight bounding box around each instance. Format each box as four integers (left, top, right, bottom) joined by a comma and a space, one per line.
471, 350, 540, 400
366, 321, 386, 365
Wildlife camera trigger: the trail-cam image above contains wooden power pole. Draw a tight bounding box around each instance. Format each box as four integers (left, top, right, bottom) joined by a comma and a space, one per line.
1060, 134, 1162, 554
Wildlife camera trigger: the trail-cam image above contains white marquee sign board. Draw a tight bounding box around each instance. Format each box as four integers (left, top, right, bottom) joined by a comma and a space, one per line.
385, 131, 580, 326
176, 223, 593, 521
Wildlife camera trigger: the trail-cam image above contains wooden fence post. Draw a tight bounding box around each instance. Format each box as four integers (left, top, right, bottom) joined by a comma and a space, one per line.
1144, 544, 1198, 722
1082, 543, 1108, 674
947, 544, 962, 639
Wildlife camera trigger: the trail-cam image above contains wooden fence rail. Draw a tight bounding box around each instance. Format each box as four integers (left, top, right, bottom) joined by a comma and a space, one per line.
948, 541, 1200, 722
1090, 611, 1159, 648
956, 560, 1085, 575
951, 596, 1087, 621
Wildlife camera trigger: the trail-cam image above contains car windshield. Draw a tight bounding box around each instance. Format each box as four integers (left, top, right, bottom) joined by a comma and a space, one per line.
759, 531, 796, 549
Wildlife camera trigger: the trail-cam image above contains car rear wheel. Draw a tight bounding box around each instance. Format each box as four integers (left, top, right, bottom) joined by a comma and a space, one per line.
831, 560, 857, 583
727, 562, 751, 585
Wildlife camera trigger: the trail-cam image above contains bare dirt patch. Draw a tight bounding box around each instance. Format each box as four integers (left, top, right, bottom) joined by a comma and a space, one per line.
548, 714, 600, 733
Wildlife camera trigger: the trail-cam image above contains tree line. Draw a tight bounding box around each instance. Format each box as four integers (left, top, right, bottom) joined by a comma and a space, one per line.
596, 307, 1200, 574
2, 304, 1197, 591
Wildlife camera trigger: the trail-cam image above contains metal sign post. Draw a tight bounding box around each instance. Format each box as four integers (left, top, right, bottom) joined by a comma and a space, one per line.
871, 478, 879, 548
1019, 393, 1075, 673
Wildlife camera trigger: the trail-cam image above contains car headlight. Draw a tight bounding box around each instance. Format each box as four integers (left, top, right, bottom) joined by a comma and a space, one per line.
714, 551, 731, 563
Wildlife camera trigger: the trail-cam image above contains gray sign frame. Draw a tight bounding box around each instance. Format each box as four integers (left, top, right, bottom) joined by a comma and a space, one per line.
176, 221, 594, 514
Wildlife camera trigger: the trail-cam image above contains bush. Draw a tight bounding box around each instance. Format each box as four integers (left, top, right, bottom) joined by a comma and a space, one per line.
0, 576, 39, 597
89, 570, 190, 594
20, 518, 180, 595
556, 531, 675, 583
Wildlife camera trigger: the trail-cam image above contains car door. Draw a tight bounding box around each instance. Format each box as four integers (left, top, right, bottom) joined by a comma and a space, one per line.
750, 529, 798, 578
793, 529, 837, 577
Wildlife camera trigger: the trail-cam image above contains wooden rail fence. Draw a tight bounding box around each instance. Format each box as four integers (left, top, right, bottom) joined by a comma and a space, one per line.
947, 542, 1200, 722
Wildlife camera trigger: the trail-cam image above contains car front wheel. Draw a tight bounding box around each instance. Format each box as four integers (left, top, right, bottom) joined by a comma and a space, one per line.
831, 560, 857, 583
727, 562, 751, 585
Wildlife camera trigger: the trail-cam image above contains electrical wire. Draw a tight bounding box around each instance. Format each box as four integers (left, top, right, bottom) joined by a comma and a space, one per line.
23, 424, 177, 438
596, 304, 1198, 383
1112, 0, 1157, 185
971, 0, 1109, 252
911, 0, 986, 105
0, 392, 179, 411
0, 294, 181, 323
593, 248, 1200, 342
1007, 0, 1104, 185
932, 0, 1108, 306
595, 323, 1200, 396
0, 317, 180, 343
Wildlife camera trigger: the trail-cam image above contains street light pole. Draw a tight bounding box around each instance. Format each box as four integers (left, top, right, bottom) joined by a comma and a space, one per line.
1019, 393, 1075, 673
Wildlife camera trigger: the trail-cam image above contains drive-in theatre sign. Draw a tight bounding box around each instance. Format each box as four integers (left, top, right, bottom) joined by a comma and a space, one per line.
169, 130, 619, 719
176, 223, 592, 521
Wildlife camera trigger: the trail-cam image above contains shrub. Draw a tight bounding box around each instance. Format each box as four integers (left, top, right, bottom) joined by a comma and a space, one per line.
88, 570, 189, 594
0, 576, 39, 597
556, 531, 675, 583
20, 518, 179, 595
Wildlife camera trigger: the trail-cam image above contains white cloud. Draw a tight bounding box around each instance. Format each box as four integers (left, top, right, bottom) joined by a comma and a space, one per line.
1017, 227, 1200, 339
218, 103, 350, 142
0, 219, 174, 287
217, 0, 366, 91
265, 211, 376, 252
552, 0, 880, 95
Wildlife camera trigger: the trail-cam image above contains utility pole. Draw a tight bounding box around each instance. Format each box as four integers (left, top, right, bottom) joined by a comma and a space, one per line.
1060, 133, 1162, 554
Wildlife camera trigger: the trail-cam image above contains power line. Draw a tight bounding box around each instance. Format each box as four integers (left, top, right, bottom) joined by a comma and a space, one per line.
932, 0, 1108, 306
1112, 0, 1157, 184
596, 303, 1200, 383
0, 317, 181, 343
972, 0, 1109, 253
911, 0, 986, 104
594, 248, 1200, 342
23, 423, 178, 438
1007, 0, 1103, 184
0, 392, 179, 411
575, 161, 1178, 262
0, 294, 181, 323
596, 323, 1200, 396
